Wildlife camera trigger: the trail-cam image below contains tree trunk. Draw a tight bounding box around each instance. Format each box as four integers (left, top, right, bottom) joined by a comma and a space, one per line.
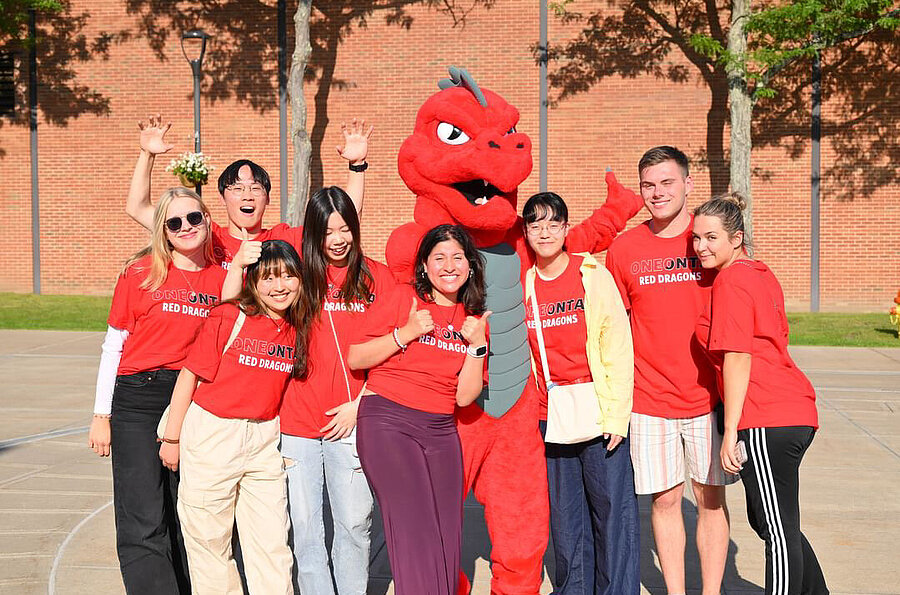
288, 0, 312, 226
727, 0, 754, 241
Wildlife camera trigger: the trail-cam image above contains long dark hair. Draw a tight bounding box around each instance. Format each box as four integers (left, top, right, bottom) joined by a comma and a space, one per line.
295, 186, 374, 378
413, 224, 486, 315
229, 240, 304, 379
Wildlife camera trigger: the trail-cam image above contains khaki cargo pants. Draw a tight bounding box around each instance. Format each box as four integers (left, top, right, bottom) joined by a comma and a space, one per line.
177, 402, 292, 594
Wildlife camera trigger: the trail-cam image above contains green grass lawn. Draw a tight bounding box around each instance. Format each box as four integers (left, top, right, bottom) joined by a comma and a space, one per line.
0, 292, 112, 331
0, 292, 898, 346
787, 312, 899, 347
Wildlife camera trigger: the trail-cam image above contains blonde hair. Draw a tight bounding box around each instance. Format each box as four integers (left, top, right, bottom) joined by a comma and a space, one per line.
694, 191, 753, 255
123, 187, 215, 291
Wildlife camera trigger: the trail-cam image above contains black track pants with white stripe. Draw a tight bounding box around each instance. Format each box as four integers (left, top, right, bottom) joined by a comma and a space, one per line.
737, 426, 828, 595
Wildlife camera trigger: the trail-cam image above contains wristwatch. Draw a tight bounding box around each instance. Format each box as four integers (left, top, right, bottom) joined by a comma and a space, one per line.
467, 344, 488, 358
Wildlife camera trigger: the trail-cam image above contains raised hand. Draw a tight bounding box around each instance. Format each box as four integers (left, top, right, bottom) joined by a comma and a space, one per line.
138, 113, 174, 156
460, 311, 491, 347
336, 118, 374, 164
233, 227, 262, 269
401, 298, 434, 342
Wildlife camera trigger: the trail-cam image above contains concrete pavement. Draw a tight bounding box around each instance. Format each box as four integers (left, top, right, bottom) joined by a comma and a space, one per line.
1, 330, 899, 594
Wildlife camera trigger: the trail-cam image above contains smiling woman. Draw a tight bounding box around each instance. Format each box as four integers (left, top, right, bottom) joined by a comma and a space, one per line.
157, 239, 302, 593
347, 224, 489, 595
88, 184, 224, 595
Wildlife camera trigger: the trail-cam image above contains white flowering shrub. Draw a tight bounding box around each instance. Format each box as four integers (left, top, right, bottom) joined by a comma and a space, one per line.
166, 152, 212, 185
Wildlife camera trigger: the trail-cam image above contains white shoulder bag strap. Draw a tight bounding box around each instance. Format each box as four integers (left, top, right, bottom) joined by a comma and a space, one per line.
527, 268, 555, 391
326, 308, 353, 403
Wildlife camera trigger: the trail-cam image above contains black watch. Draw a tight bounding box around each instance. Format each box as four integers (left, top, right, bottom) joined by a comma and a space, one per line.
348, 161, 368, 172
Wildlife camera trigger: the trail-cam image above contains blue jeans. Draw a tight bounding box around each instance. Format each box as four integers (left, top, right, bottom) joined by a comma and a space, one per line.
541, 422, 640, 595
281, 433, 373, 595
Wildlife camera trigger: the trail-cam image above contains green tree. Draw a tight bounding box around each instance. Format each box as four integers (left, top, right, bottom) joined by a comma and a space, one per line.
691, 0, 899, 232
546, 0, 900, 228
0, 1, 62, 39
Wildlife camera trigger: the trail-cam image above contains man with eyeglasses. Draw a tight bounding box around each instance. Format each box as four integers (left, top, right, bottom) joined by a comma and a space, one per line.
126, 114, 373, 269
605, 146, 737, 595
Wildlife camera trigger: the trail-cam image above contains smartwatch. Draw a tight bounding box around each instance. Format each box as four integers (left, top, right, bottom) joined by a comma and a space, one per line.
467, 344, 488, 358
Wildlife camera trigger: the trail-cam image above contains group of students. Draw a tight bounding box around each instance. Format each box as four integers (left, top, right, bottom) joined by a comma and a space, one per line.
88, 115, 826, 595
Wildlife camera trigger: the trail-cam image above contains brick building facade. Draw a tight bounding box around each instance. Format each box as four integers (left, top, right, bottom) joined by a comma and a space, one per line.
2, 0, 897, 310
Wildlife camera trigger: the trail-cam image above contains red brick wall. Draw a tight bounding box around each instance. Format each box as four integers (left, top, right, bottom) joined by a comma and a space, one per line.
3, 0, 897, 311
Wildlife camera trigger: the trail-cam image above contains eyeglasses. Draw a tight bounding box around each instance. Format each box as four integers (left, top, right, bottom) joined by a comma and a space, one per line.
165, 211, 204, 233
225, 183, 266, 197
525, 222, 567, 236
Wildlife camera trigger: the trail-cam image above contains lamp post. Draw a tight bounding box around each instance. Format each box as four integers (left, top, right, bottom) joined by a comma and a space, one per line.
181, 30, 209, 191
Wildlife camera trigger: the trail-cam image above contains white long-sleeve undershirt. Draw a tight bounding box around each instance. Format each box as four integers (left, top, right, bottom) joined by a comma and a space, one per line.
93, 325, 129, 415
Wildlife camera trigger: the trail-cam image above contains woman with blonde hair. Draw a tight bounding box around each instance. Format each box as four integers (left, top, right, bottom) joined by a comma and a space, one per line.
89, 174, 226, 593
693, 193, 827, 595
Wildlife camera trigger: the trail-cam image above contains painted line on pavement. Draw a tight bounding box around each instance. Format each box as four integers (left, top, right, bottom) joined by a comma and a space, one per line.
820, 397, 900, 461
48, 499, 113, 595
0, 426, 89, 450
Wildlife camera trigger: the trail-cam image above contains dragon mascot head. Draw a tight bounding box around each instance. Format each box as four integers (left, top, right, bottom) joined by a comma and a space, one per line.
398, 67, 533, 247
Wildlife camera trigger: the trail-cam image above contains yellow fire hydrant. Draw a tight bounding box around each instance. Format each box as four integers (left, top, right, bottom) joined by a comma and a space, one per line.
891, 290, 900, 339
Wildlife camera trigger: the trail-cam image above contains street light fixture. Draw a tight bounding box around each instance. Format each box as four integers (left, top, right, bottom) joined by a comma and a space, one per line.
181, 30, 209, 155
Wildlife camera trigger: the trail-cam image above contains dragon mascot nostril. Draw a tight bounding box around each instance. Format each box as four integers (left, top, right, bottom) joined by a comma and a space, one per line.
386, 67, 643, 594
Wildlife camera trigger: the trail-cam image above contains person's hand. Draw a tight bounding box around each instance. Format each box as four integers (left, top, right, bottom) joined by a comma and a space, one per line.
603, 433, 624, 452
88, 416, 111, 457
233, 228, 262, 270
321, 399, 361, 441
460, 311, 492, 348
159, 441, 180, 472
336, 118, 374, 165
720, 429, 742, 474
400, 298, 434, 342
138, 114, 174, 155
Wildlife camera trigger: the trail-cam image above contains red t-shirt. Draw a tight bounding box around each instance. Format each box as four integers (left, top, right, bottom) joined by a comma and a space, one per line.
211, 221, 304, 269
695, 260, 818, 430
605, 220, 718, 418
525, 254, 591, 421
186, 303, 297, 421
280, 259, 398, 437
356, 285, 480, 415
108, 256, 227, 375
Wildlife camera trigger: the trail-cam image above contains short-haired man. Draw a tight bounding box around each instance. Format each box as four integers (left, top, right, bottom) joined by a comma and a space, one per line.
605, 146, 737, 595
125, 114, 372, 268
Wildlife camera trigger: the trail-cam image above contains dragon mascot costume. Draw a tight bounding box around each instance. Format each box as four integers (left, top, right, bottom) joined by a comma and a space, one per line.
386, 67, 642, 594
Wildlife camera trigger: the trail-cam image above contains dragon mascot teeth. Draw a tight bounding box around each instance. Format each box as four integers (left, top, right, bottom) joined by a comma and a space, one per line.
386, 67, 643, 595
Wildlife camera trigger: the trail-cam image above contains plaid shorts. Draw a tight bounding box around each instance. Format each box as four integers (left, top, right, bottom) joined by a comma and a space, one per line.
629, 411, 739, 495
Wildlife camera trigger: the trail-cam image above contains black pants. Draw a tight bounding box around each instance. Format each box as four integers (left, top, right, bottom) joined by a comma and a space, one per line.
111, 369, 191, 594
738, 426, 828, 595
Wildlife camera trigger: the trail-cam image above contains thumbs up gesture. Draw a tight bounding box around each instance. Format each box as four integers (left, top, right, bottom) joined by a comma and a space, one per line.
233, 227, 262, 269
461, 311, 491, 347
400, 298, 434, 343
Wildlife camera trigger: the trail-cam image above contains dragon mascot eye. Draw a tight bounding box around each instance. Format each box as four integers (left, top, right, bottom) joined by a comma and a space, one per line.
386, 66, 643, 594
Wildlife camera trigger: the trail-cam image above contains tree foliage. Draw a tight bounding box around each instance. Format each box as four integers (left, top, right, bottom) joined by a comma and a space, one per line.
691, 0, 900, 100
544, 0, 900, 201
0, 0, 62, 40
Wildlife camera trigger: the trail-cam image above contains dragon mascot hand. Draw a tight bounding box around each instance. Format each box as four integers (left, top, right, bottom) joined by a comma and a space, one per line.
386, 67, 643, 595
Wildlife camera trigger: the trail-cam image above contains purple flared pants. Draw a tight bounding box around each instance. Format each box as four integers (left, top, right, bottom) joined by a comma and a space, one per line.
357, 394, 462, 595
